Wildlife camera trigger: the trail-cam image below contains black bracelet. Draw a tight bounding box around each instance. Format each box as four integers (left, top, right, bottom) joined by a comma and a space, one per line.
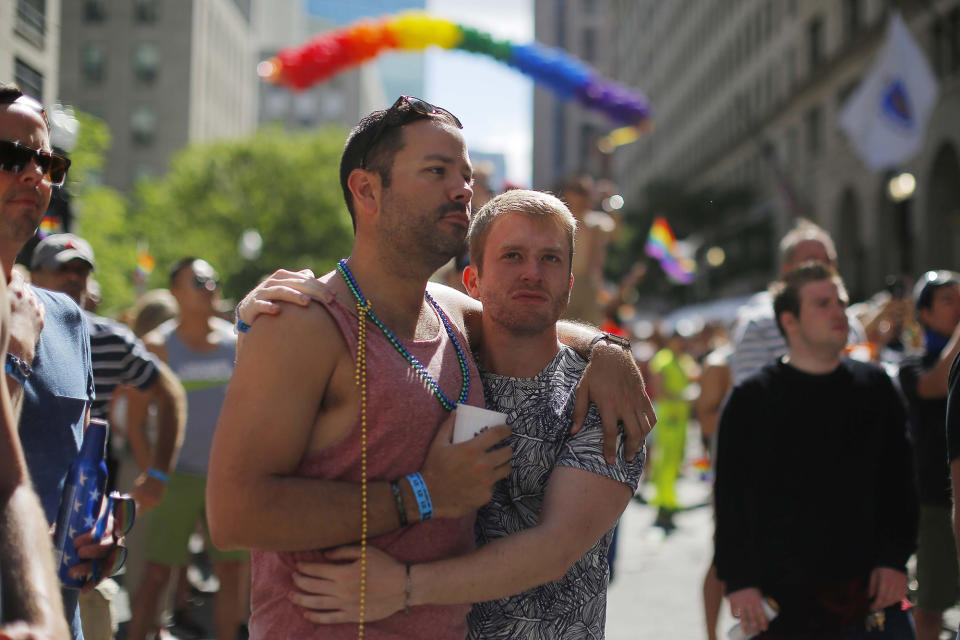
390, 481, 408, 527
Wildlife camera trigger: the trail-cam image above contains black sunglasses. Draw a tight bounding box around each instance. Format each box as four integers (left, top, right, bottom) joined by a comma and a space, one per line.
360, 95, 462, 169
0, 139, 71, 186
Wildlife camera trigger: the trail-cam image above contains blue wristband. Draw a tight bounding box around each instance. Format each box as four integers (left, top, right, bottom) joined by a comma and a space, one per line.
405, 472, 433, 521
146, 467, 169, 483
235, 306, 251, 334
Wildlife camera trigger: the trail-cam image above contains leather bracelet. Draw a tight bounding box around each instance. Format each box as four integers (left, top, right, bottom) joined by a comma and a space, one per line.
405, 473, 433, 521
146, 467, 169, 483
5, 353, 32, 385
404, 563, 412, 614
390, 481, 408, 527
235, 306, 251, 334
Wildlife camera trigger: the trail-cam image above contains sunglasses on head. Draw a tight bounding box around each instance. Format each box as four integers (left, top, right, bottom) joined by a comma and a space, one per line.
0, 139, 71, 186
0, 93, 49, 128
360, 95, 462, 169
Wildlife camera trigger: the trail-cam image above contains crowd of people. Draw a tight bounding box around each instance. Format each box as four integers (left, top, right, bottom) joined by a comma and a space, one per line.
3, 80, 960, 640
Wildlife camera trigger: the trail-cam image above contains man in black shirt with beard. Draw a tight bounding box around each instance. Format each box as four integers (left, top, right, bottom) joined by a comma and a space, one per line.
715, 263, 918, 639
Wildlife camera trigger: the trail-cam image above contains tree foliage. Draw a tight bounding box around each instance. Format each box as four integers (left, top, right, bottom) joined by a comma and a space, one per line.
130, 125, 353, 305
71, 121, 354, 313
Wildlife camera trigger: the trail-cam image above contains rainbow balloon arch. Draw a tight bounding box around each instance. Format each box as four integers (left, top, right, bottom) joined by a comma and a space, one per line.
257, 11, 652, 149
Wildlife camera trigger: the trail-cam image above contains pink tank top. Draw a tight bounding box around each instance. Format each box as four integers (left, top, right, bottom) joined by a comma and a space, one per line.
249, 293, 482, 640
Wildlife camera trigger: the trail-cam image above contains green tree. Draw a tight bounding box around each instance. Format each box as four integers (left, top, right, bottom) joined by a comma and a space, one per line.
68, 111, 140, 313
130, 125, 353, 303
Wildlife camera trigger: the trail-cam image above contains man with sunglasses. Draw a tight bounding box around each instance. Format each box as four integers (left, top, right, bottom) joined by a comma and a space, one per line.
128, 257, 247, 640
0, 83, 125, 640
207, 96, 654, 639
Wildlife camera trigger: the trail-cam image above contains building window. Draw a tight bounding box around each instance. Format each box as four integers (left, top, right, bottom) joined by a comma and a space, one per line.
84, 0, 106, 22
843, 0, 863, 40
133, 42, 159, 85
582, 27, 596, 63
81, 43, 105, 84
131, 106, 156, 146
808, 16, 824, 72
14, 58, 43, 101
15, 0, 46, 47
134, 0, 159, 23
805, 105, 822, 157
932, 7, 960, 77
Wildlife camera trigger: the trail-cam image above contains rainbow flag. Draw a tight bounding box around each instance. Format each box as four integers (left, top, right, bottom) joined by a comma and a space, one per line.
645, 217, 696, 285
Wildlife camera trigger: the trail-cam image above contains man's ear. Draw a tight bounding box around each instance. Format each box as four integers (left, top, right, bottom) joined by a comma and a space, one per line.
347, 168, 380, 223
463, 264, 480, 299
779, 310, 799, 336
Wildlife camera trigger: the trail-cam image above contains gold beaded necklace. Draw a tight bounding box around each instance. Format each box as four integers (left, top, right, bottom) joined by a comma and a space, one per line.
356, 299, 371, 638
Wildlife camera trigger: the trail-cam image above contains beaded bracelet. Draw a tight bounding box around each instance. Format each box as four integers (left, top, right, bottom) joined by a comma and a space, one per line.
390, 481, 408, 527
146, 467, 169, 483
404, 563, 412, 615
5, 353, 32, 385
406, 473, 433, 521
234, 306, 251, 334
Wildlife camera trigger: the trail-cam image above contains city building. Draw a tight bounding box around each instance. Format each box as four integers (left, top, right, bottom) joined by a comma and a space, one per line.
534, 0, 960, 301
532, 0, 616, 191
1, 0, 61, 107
58, 0, 257, 192
255, 0, 427, 132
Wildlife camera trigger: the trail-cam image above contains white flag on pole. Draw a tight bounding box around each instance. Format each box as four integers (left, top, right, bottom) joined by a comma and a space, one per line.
838, 13, 939, 171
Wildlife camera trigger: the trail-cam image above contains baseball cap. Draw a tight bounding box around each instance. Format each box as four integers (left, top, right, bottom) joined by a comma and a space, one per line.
30, 233, 96, 272
913, 270, 960, 309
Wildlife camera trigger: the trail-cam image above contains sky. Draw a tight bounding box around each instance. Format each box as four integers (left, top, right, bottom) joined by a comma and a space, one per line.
423, 0, 534, 187
304, 0, 535, 186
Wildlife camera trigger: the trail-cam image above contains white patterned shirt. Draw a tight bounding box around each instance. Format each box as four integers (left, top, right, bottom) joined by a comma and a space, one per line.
467, 347, 644, 640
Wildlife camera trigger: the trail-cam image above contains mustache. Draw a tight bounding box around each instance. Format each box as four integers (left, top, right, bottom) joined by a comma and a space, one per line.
438, 202, 468, 216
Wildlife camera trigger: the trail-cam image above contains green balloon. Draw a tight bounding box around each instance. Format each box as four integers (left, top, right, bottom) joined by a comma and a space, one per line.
457, 26, 513, 62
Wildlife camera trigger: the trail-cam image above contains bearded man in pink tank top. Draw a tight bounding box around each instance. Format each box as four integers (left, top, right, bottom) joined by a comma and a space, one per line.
207, 97, 656, 639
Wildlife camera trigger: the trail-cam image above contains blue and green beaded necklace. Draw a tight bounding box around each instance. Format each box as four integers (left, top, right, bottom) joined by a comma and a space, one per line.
337, 259, 470, 412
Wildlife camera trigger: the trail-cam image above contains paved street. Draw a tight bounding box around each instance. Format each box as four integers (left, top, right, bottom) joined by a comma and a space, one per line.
605, 450, 732, 640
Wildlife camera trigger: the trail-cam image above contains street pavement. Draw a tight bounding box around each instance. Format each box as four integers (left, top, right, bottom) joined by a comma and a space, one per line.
605, 446, 732, 640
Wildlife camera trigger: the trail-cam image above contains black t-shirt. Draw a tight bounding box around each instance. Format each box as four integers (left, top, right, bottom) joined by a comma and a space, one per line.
899, 352, 950, 506
947, 351, 960, 462
715, 358, 918, 594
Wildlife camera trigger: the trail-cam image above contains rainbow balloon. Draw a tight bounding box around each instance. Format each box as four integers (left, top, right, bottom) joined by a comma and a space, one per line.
258, 11, 652, 128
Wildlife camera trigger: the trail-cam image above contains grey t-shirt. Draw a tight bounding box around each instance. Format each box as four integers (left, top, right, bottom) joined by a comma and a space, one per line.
468, 347, 644, 640
161, 320, 235, 475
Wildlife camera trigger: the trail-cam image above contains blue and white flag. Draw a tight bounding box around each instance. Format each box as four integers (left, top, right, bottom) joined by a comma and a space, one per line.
838, 13, 939, 171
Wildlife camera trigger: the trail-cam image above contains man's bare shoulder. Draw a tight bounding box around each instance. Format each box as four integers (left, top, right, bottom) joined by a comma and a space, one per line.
426, 281, 480, 334
246, 295, 348, 360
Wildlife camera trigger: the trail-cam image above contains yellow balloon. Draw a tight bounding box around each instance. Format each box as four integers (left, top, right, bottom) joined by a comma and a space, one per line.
389, 11, 461, 50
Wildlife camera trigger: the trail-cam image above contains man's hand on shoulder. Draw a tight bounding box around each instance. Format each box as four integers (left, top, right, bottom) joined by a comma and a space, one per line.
7, 270, 44, 365
421, 411, 512, 519
728, 587, 770, 637
573, 342, 656, 463
237, 268, 334, 328
869, 567, 907, 611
